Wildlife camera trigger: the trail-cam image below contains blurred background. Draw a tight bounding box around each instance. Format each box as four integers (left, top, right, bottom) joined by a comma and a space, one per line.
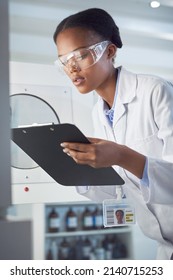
9, 0, 173, 79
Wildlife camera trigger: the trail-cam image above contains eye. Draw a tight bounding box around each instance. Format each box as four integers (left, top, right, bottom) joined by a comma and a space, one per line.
59, 53, 74, 66
75, 51, 89, 61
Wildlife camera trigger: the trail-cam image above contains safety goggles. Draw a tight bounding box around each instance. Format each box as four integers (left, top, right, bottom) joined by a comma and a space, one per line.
55, 40, 111, 71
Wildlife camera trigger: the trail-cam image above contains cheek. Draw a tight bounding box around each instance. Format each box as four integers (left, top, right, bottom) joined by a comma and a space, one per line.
86, 62, 107, 79
84, 72, 101, 87
87, 65, 108, 84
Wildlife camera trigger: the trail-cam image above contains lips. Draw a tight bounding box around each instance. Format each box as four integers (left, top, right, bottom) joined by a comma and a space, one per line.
72, 76, 85, 86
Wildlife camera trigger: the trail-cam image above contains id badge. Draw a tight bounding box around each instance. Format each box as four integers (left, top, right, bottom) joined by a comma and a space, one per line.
103, 199, 136, 227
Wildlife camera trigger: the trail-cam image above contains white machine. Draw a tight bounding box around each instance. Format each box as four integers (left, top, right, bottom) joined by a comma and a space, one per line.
10, 62, 96, 204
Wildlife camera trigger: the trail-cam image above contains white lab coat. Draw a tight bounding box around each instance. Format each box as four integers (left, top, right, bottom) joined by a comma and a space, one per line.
77, 66, 173, 259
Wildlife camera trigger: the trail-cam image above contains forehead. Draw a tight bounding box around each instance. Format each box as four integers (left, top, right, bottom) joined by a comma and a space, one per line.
56, 27, 101, 55
116, 211, 123, 215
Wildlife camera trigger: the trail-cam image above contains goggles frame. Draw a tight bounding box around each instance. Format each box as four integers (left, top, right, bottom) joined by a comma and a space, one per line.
55, 40, 111, 71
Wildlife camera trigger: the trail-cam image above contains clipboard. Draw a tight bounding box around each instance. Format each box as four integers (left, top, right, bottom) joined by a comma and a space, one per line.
11, 123, 124, 186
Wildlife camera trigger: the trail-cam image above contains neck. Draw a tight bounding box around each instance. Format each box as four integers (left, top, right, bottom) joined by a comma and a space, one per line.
95, 68, 117, 108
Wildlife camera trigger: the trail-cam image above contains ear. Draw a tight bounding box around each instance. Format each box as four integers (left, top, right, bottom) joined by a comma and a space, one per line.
107, 44, 117, 60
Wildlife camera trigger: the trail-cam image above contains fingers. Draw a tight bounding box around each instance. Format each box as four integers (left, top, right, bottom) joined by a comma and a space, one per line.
63, 148, 96, 166
60, 138, 116, 168
60, 142, 90, 152
60, 141, 98, 166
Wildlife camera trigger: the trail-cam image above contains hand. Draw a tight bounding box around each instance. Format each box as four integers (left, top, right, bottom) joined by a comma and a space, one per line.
60, 137, 121, 168
60, 137, 146, 179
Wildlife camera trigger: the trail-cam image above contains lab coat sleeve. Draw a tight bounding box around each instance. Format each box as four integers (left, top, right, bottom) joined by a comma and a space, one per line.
140, 81, 173, 204
140, 158, 173, 204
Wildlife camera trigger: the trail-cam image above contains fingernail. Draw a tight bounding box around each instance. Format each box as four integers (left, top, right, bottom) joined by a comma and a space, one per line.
60, 143, 65, 147
63, 149, 71, 156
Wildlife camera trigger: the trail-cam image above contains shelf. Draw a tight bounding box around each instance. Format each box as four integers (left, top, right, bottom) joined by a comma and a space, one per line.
43, 203, 134, 260
45, 226, 131, 238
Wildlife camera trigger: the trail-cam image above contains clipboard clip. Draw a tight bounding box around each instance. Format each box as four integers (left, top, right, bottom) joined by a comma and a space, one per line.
18, 122, 55, 128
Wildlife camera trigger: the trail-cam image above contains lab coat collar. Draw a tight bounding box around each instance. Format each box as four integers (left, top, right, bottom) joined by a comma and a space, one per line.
118, 66, 137, 104
97, 66, 137, 127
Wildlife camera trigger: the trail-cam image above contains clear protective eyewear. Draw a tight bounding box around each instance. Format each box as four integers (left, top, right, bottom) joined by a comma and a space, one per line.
55, 40, 111, 71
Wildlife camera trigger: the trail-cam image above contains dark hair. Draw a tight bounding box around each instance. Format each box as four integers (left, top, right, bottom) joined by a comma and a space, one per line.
53, 8, 122, 48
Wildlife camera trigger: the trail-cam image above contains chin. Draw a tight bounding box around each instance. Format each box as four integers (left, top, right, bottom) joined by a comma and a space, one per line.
76, 87, 92, 94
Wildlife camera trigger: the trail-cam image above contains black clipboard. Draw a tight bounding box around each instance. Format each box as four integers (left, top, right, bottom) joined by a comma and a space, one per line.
11, 123, 124, 186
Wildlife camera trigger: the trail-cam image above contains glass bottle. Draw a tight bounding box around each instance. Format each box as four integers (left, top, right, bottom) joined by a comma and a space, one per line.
82, 207, 94, 230
58, 238, 70, 260
66, 207, 78, 231
46, 248, 53, 260
102, 235, 114, 260
93, 206, 103, 229
112, 239, 127, 259
95, 239, 105, 260
75, 237, 84, 260
82, 237, 92, 259
48, 207, 60, 233
68, 240, 77, 260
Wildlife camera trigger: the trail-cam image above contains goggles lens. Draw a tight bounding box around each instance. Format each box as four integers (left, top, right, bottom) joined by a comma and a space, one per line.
56, 40, 110, 71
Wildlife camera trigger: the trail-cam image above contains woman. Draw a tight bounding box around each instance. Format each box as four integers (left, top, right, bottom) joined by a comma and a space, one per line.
53, 8, 173, 259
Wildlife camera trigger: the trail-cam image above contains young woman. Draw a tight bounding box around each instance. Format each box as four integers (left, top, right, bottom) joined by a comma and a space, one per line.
53, 8, 173, 259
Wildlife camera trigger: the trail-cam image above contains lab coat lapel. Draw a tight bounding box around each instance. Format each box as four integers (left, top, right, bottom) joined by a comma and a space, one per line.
112, 67, 137, 142
112, 100, 126, 144
112, 98, 126, 127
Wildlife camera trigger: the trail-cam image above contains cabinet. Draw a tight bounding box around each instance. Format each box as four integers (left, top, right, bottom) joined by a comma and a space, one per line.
44, 202, 134, 260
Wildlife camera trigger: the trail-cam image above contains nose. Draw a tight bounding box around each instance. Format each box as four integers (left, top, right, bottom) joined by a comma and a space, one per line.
67, 60, 80, 73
